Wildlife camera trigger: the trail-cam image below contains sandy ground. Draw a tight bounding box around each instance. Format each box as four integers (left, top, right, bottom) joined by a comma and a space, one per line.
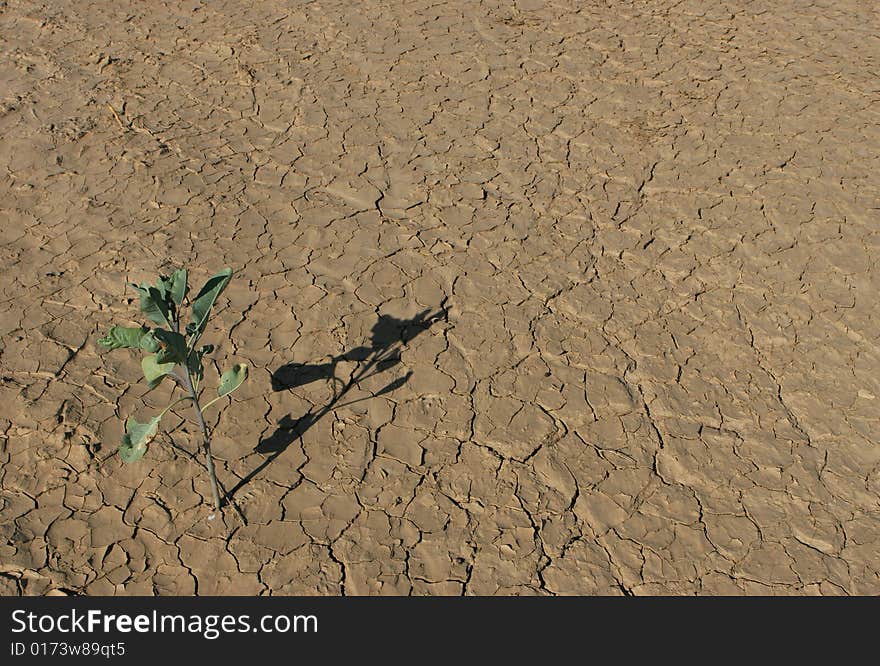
1, 0, 878, 596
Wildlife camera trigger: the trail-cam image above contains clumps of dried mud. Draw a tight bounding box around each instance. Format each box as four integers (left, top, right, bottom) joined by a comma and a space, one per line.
1, 0, 878, 595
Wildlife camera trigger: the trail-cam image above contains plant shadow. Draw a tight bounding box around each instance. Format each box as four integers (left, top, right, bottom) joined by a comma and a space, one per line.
224, 306, 447, 506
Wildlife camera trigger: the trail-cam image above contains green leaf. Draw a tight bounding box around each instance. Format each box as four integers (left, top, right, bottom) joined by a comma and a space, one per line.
189, 268, 233, 343
153, 329, 188, 365
167, 268, 188, 306
152, 278, 168, 301
131, 283, 170, 327
142, 354, 176, 390
119, 415, 160, 463
98, 326, 159, 351
149, 285, 173, 326
140, 330, 160, 352
186, 344, 215, 390
218, 363, 248, 397
187, 356, 203, 387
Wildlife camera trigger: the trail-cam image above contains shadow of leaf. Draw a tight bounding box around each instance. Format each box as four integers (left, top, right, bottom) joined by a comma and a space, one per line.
232, 306, 448, 504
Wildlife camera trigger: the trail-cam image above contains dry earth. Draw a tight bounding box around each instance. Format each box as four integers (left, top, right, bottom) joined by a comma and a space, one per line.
1, 0, 879, 595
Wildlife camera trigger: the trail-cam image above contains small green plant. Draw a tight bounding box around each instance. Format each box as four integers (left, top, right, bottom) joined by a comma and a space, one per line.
98, 267, 248, 512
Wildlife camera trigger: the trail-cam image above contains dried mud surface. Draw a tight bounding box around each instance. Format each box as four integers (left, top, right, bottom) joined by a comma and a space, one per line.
1, 0, 878, 595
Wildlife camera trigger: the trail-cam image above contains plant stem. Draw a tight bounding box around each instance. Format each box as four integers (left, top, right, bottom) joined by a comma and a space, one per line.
181, 368, 222, 511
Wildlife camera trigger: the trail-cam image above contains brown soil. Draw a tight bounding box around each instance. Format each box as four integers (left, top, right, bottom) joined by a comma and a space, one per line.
1, 0, 878, 595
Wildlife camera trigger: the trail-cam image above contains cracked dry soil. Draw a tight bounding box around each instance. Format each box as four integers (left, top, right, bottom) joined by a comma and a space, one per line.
1, 0, 879, 596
